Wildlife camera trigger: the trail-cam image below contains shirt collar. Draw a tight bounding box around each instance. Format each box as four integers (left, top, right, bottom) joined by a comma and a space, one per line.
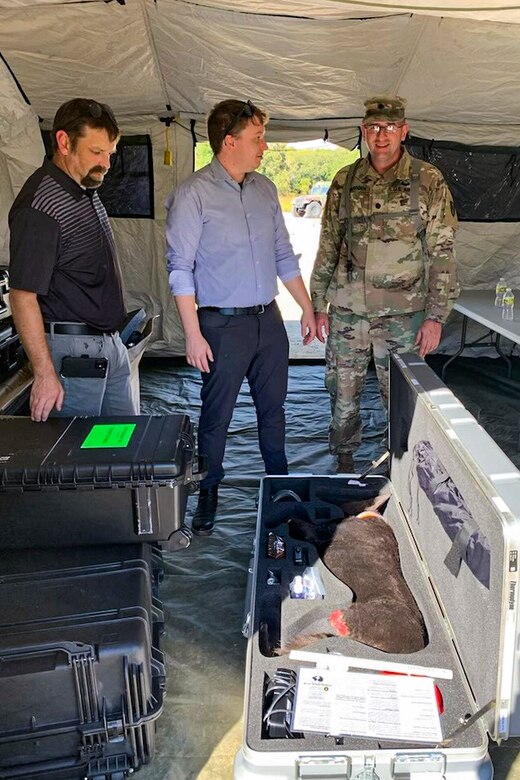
42, 156, 88, 202
210, 155, 257, 188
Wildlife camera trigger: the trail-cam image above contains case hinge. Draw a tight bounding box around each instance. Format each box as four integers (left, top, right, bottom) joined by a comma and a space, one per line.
391, 752, 446, 780
297, 755, 350, 778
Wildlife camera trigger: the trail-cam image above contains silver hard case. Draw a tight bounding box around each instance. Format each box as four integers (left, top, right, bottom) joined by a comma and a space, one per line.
235, 352, 520, 780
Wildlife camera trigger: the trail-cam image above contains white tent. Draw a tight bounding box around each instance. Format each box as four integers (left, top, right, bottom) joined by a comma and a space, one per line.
1, 0, 520, 354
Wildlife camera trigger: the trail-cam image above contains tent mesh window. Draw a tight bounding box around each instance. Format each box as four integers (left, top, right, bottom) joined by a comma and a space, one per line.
405, 135, 520, 223
41, 132, 154, 219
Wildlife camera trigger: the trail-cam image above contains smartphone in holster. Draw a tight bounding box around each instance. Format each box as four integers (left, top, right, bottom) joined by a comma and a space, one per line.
60, 356, 108, 379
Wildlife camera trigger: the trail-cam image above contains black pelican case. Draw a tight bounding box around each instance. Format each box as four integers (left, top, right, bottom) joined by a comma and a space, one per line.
0, 414, 201, 550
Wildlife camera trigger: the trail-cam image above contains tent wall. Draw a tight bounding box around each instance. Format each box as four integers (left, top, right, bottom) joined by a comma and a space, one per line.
107, 118, 194, 356
1, 0, 520, 355
0, 60, 43, 267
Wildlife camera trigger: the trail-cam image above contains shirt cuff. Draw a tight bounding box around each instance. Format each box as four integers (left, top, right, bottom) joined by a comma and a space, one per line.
169, 270, 195, 297
278, 269, 302, 283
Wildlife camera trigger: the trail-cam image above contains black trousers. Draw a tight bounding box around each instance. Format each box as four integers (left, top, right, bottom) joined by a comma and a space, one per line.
197, 301, 289, 488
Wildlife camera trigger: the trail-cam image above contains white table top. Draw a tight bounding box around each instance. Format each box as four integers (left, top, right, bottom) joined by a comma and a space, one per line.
454, 289, 520, 345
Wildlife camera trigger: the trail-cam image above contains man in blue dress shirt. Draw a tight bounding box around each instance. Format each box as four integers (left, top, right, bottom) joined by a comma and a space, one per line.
166, 99, 316, 535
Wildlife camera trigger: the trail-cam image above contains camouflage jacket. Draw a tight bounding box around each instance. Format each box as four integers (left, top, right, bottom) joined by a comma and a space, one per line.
310, 150, 459, 322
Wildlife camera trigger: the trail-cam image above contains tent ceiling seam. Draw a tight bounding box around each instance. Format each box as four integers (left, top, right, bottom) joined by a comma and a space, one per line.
164, 0, 409, 21
0, 51, 30, 106
329, 0, 520, 13
141, 0, 172, 115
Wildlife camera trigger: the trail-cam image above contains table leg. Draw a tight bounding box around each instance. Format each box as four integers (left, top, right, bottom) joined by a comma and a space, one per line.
495, 334, 512, 378
441, 315, 468, 381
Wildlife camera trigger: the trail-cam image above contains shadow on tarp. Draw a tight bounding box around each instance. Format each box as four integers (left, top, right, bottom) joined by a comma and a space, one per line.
136, 356, 520, 779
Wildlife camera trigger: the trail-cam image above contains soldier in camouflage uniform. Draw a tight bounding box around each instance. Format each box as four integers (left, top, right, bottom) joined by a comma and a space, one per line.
310, 95, 459, 472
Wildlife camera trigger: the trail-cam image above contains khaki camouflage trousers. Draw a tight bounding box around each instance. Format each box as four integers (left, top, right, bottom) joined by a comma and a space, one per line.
326, 307, 425, 456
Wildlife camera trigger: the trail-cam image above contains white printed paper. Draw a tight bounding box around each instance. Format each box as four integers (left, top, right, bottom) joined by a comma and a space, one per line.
292, 667, 442, 743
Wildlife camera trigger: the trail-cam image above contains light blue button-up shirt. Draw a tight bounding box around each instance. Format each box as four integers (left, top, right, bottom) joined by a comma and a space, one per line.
165, 156, 301, 307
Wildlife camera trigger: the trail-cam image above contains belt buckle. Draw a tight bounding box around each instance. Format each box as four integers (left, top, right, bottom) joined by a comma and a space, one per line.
257, 304, 265, 315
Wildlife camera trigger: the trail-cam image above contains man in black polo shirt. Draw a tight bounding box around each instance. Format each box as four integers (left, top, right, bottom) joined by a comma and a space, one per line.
8, 97, 137, 422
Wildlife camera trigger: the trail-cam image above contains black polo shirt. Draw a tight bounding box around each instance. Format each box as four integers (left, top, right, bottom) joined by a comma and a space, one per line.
8, 157, 125, 332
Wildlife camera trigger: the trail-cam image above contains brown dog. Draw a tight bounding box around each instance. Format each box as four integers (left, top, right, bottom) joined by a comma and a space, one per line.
280, 495, 427, 654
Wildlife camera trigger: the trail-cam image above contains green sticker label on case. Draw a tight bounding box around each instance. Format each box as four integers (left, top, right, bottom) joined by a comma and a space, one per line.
81, 423, 136, 449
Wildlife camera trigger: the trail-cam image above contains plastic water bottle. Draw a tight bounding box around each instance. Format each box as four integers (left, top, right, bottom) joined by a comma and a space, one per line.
502, 288, 515, 321
495, 277, 507, 306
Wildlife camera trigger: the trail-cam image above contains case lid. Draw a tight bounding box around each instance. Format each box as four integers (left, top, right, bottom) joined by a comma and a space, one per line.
0, 414, 193, 488
389, 353, 520, 742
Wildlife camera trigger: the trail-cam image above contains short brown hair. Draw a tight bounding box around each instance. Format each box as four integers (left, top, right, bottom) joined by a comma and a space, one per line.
207, 99, 268, 155
51, 98, 119, 153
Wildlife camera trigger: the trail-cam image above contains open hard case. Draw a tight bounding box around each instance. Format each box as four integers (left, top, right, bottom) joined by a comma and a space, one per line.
235, 352, 520, 780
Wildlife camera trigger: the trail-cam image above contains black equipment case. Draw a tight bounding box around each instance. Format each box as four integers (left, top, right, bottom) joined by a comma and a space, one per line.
235, 353, 520, 780
0, 543, 166, 780
0, 412, 199, 778
0, 414, 200, 550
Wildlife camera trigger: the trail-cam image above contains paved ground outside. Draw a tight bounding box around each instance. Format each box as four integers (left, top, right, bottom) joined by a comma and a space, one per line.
278, 212, 325, 359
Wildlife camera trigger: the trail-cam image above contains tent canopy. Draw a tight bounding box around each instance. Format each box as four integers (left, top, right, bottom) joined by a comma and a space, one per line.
1, 0, 520, 354
2, 0, 520, 144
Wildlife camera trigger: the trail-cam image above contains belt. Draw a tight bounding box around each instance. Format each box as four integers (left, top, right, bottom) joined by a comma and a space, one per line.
44, 321, 114, 336
199, 301, 273, 316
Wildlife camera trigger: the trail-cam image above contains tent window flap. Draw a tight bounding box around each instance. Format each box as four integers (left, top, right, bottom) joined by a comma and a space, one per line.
406, 135, 520, 223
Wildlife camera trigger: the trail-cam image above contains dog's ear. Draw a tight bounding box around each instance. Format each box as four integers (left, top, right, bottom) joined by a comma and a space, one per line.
370, 493, 392, 513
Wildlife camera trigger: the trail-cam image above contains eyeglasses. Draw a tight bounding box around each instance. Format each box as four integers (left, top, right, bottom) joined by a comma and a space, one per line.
363, 123, 404, 135
222, 100, 254, 139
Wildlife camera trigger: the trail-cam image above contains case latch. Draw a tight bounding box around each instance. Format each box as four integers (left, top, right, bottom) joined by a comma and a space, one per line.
353, 755, 379, 780
297, 755, 350, 778
134, 485, 156, 534
391, 752, 446, 780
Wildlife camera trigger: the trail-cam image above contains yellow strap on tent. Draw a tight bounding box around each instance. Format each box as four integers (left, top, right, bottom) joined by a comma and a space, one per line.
164, 123, 173, 166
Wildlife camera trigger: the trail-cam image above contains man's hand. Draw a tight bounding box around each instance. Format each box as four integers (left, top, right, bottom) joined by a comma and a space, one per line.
301, 307, 316, 346
415, 319, 442, 358
30, 370, 64, 422
315, 312, 330, 343
185, 332, 214, 373
10, 288, 65, 422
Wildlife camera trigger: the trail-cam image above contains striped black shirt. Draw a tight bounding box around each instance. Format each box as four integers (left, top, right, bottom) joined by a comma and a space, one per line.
8, 157, 124, 332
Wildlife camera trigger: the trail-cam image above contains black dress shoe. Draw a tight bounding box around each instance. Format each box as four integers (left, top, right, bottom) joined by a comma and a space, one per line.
336, 452, 355, 474
192, 485, 218, 536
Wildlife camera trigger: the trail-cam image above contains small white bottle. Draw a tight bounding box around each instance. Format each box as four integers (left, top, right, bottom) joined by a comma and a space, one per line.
502, 288, 515, 321
495, 277, 507, 307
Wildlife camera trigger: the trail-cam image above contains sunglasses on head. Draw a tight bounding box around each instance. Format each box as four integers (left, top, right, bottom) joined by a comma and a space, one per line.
60, 100, 117, 132
86, 100, 117, 125
222, 100, 254, 139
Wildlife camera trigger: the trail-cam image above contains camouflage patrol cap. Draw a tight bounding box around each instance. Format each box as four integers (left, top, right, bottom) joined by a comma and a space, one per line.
363, 95, 407, 122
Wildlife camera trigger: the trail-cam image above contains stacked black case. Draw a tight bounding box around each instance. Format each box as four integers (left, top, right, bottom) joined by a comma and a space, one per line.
0, 414, 198, 780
